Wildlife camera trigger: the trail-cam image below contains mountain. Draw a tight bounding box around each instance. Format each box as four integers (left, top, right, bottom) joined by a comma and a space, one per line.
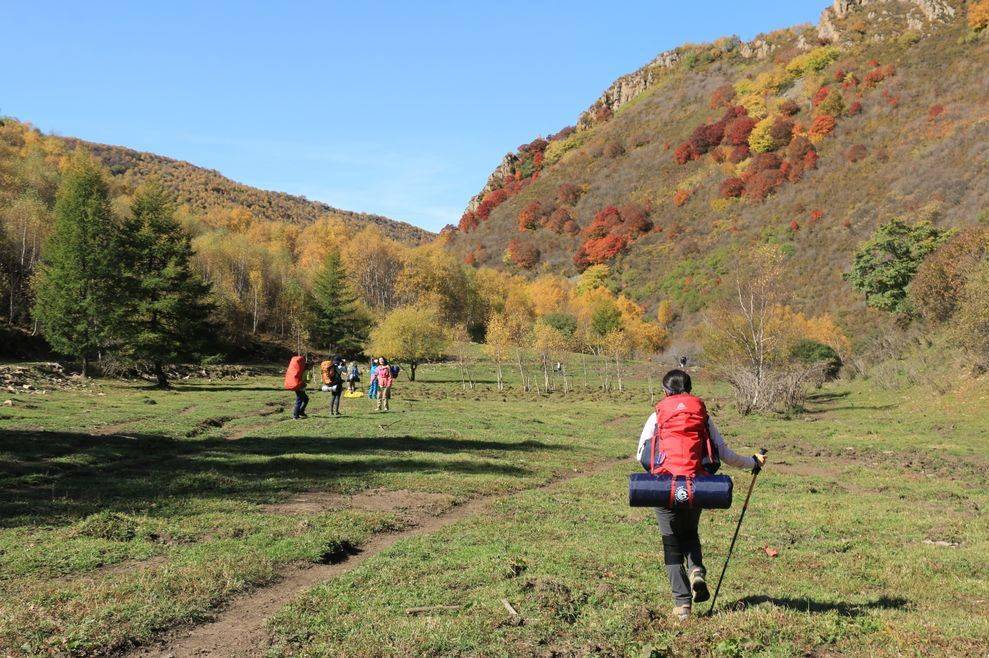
61, 137, 433, 245
445, 0, 989, 331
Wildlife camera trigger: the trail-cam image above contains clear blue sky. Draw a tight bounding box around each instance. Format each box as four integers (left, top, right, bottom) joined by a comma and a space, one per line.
4, 1, 824, 231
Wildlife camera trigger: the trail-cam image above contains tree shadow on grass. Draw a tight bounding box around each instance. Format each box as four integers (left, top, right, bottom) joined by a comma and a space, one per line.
732, 594, 910, 616
0, 428, 551, 527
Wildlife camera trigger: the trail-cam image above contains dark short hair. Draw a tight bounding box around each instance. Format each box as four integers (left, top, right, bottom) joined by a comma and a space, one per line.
662, 369, 692, 394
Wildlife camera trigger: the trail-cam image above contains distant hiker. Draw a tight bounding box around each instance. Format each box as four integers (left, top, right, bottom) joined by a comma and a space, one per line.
348, 361, 360, 393
321, 358, 343, 416
679, 355, 688, 368
375, 357, 394, 411
635, 369, 766, 621
368, 360, 379, 399
283, 354, 312, 420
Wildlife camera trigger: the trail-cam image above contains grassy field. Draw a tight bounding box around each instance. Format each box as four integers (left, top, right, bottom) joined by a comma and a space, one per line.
1, 360, 987, 656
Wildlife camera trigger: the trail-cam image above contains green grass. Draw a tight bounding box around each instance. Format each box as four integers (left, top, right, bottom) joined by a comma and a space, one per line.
0, 361, 642, 655
2, 361, 987, 656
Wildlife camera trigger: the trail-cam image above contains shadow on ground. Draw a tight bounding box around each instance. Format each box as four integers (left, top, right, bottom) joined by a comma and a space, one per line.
733, 594, 910, 616
0, 428, 561, 527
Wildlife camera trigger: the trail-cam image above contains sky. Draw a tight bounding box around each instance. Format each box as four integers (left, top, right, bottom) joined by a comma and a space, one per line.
4, 1, 825, 232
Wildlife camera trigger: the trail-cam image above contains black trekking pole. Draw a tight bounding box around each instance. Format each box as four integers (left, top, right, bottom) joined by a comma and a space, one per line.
707, 448, 768, 617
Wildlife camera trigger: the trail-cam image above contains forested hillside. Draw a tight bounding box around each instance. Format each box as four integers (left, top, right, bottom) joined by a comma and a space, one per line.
446, 0, 989, 335
0, 119, 431, 353
62, 137, 431, 244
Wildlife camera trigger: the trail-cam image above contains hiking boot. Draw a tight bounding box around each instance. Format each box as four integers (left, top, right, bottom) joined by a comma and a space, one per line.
674, 604, 691, 622
689, 569, 710, 603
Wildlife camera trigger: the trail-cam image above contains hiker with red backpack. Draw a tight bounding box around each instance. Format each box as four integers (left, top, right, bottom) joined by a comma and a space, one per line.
636, 369, 767, 621
283, 354, 313, 420
375, 357, 394, 411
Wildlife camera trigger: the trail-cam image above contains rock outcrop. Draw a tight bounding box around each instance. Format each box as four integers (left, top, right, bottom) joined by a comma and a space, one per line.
818, 0, 957, 41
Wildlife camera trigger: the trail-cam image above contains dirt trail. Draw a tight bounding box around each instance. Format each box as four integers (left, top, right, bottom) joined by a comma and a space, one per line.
124, 455, 630, 658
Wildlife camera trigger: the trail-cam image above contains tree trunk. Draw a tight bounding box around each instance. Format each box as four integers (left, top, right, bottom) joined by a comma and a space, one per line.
81, 355, 89, 379
409, 361, 417, 381
153, 361, 170, 389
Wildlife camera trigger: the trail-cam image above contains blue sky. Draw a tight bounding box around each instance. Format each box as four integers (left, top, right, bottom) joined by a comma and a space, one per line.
4, 1, 824, 231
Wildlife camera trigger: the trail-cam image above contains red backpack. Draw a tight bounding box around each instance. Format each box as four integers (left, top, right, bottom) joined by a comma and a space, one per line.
647, 393, 720, 476
283, 356, 305, 391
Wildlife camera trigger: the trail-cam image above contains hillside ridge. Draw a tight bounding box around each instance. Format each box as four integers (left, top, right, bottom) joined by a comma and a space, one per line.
61, 136, 434, 245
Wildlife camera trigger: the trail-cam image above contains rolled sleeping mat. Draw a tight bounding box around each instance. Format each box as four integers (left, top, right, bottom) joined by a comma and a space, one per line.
628, 473, 733, 509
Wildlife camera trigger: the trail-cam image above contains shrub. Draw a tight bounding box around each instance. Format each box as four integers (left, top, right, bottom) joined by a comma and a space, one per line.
778, 99, 800, 116
673, 189, 691, 207
743, 168, 784, 201
689, 120, 726, 154
574, 234, 629, 269
847, 100, 863, 115
909, 228, 988, 323
603, 140, 626, 158
728, 144, 750, 163
846, 144, 868, 162
542, 312, 578, 337
769, 117, 794, 144
545, 207, 574, 234
809, 114, 836, 139
517, 201, 544, 231
812, 86, 831, 107
748, 116, 786, 153
970, 0, 989, 30
749, 152, 783, 174
785, 46, 840, 75
789, 219, 800, 232
719, 177, 745, 198
709, 83, 737, 109
724, 116, 757, 145
953, 262, 989, 370
790, 339, 842, 380
562, 219, 581, 235
842, 73, 860, 89
809, 209, 824, 222
506, 238, 540, 269
75, 511, 139, 541
863, 64, 894, 88
786, 135, 814, 162
818, 89, 845, 117
928, 104, 945, 120
556, 183, 582, 206
458, 210, 479, 233
674, 142, 699, 165
476, 188, 509, 220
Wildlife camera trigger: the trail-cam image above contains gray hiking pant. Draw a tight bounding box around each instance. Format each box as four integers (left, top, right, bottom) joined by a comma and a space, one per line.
655, 507, 705, 606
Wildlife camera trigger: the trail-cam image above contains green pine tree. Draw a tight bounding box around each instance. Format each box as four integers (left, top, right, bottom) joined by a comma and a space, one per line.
308, 250, 368, 354
32, 152, 122, 376
119, 183, 215, 388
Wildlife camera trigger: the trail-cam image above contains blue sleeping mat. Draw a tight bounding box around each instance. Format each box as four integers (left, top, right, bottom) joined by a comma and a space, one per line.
628, 473, 733, 509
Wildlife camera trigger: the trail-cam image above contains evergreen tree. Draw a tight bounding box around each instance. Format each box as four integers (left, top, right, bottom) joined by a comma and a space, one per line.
308, 250, 368, 354
32, 152, 122, 376
119, 183, 215, 388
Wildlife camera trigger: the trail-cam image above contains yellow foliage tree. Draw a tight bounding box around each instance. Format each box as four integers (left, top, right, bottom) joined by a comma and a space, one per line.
364, 305, 449, 381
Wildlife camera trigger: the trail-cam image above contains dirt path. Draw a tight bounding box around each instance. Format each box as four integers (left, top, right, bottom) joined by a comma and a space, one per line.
124, 455, 630, 658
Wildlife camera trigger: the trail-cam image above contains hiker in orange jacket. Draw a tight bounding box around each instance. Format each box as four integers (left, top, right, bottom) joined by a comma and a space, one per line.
284, 354, 313, 419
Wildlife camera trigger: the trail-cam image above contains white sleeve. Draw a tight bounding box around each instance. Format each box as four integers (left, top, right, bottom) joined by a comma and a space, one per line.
636, 413, 657, 461
708, 419, 757, 470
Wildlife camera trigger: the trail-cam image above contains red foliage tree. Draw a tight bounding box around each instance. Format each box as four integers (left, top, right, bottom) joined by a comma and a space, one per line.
847, 100, 863, 115
743, 169, 785, 201
709, 83, 737, 109
812, 86, 831, 107
928, 104, 945, 121
789, 220, 800, 231
674, 142, 699, 165
545, 207, 573, 233
749, 152, 783, 175
507, 238, 540, 269
556, 182, 581, 206
809, 114, 837, 138
616, 203, 652, 235
458, 210, 479, 233
476, 188, 509, 220
719, 177, 745, 198
724, 116, 757, 145
769, 117, 794, 144
690, 120, 726, 153
575, 234, 629, 269
673, 189, 691, 207
778, 99, 800, 116
728, 144, 750, 163
809, 209, 824, 222
517, 201, 544, 231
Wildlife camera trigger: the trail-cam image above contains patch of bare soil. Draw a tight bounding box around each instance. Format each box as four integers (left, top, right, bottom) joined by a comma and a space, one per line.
262, 488, 456, 517
122, 456, 627, 658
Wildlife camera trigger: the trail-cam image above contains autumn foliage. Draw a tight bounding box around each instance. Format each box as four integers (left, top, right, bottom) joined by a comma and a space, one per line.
573, 204, 652, 270
506, 238, 540, 269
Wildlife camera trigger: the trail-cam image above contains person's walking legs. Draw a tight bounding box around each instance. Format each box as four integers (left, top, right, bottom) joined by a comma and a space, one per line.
655, 507, 692, 607
293, 390, 309, 419
331, 391, 341, 415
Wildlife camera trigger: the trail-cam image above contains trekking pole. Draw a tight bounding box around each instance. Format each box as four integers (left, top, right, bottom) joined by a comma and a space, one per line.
707, 448, 767, 617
